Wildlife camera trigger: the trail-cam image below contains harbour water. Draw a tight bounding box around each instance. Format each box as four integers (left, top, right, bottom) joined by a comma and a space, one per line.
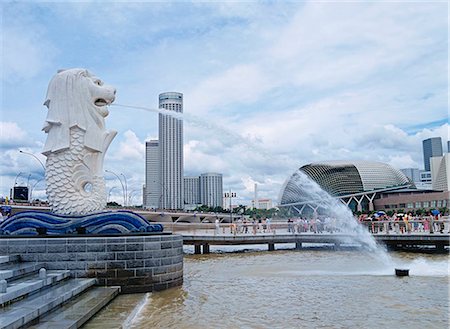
85, 245, 449, 329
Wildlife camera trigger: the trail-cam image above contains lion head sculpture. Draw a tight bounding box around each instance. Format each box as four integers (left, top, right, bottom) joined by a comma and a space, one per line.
42, 68, 116, 155
42, 69, 118, 215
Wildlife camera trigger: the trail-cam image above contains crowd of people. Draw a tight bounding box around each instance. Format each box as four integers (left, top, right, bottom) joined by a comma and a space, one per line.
211, 212, 449, 235
359, 212, 448, 234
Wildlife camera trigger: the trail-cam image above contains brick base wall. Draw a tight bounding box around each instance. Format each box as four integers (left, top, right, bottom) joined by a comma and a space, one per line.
0, 234, 183, 293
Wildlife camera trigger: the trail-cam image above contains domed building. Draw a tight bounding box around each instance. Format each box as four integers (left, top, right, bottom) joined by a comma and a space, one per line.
279, 161, 413, 214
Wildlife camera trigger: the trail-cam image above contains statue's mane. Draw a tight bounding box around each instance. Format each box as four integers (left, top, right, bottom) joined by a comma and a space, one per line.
42, 69, 107, 155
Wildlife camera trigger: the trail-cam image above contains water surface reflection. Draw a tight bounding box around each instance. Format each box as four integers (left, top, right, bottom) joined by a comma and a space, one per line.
126, 250, 449, 329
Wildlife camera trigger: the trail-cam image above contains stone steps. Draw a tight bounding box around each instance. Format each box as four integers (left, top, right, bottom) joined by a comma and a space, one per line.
0, 278, 97, 329
0, 270, 71, 305
27, 286, 120, 329
0, 256, 20, 265
0, 262, 45, 281
0, 253, 121, 329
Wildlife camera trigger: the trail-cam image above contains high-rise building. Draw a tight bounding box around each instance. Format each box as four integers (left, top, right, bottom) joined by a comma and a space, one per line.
255, 198, 273, 210
200, 173, 223, 208
423, 137, 443, 171
430, 154, 450, 191
447, 140, 450, 153
144, 140, 160, 209
184, 176, 200, 206
400, 168, 421, 183
159, 92, 184, 209
252, 183, 258, 209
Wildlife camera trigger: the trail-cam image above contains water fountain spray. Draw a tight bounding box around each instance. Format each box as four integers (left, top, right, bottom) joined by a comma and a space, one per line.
112, 102, 396, 270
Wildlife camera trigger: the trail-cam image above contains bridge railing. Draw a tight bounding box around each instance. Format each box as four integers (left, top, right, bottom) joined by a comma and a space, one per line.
157, 219, 450, 236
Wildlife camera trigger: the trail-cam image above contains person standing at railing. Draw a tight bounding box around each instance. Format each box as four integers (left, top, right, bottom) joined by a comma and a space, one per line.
237, 218, 243, 234
428, 213, 434, 234
252, 219, 257, 235
243, 218, 249, 234
383, 216, 390, 235
424, 216, 430, 233
215, 219, 220, 235
287, 218, 293, 233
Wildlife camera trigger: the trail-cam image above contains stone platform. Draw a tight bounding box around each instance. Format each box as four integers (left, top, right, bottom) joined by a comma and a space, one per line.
0, 234, 183, 293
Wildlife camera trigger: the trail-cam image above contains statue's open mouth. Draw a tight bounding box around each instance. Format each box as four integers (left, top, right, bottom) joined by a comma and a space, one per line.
94, 98, 109, 106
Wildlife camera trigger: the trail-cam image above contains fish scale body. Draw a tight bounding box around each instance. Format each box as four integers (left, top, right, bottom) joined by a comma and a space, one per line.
45, 127, 106, 215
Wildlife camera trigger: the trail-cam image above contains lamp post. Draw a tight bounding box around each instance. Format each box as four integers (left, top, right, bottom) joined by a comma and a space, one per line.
153, 180, 166, 210
120, 173, 128, 207
105, 170, 126, 207
27, 173, 32, 202
30, 179, 44, 201
14, 172, 23, 186
107, 186, 117, 203
19, 150, 46, 172
128, 190, 138, 206
224, 190, 236, 223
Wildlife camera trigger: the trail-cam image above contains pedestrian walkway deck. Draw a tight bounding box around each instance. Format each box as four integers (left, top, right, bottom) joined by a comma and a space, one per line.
181, 232, 450, 254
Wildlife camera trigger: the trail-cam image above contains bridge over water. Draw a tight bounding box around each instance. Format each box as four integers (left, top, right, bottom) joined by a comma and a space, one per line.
167, 222, 450, 254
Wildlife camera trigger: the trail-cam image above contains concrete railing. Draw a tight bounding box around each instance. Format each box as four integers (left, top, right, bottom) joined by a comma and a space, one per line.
158, 220, 450, 236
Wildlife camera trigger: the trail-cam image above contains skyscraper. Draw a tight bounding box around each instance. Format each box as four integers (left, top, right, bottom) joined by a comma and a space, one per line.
184, 176, 200, 206
200, 173, 223, 208
423, 137, 443, 171
400, 168, 421, 183
159, 92, 184, 209
144, 140, 160, 209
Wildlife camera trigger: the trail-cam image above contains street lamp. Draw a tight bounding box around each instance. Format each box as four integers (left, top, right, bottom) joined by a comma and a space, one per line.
105, 170, 126, 207
152, 180, 167, 209
128, 190, 138, 206
27, 173, 32, 202
19, 150, 46, 172
224, 190, 237, 223
29, 179, 44, 201
14, 172, 23, 186
120, 173, 128, 207
107, 186, 117, 203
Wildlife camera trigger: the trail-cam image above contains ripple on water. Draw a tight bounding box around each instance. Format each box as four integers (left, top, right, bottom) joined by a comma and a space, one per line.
89, 250, 449, 329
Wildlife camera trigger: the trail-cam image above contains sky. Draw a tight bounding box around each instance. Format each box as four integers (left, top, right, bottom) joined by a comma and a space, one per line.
1, 0, 448, 206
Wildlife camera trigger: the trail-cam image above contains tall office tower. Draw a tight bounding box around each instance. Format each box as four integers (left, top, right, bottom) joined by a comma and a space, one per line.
184, 176, 200, 206
144, 140, 160, 209
400, 168, 421, 183
159, 92, 184, 209
423, 137, 443, 171
430, 154, 450, 191
200, 173, 223, 208
253, 183, 259, 209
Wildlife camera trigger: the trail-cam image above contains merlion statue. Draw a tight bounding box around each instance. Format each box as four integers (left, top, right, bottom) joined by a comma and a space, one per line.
42, 69, 117, 215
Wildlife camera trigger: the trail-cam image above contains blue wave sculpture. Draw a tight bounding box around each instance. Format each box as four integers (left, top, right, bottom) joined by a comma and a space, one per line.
0, 210, 163, 236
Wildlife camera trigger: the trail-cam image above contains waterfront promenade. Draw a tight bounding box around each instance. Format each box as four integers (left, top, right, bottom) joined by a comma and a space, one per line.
166, 221, 450, 254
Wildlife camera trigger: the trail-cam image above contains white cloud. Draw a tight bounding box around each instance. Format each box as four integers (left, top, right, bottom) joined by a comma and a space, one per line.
0, 1, 447, 206
3, 26, 57, 82
187, 64, 272, 114
0, 121, 34, 149
387, 154, 418, 169
0, 122, 26, 143
111, 130, 145, 161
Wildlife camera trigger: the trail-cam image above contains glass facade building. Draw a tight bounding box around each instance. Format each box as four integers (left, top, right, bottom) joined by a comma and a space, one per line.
144, 140, 160, 209
159, 92, 184, 209
279, 161, 411, 213
423, 137, 443, 171
200, 173, 223, 208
